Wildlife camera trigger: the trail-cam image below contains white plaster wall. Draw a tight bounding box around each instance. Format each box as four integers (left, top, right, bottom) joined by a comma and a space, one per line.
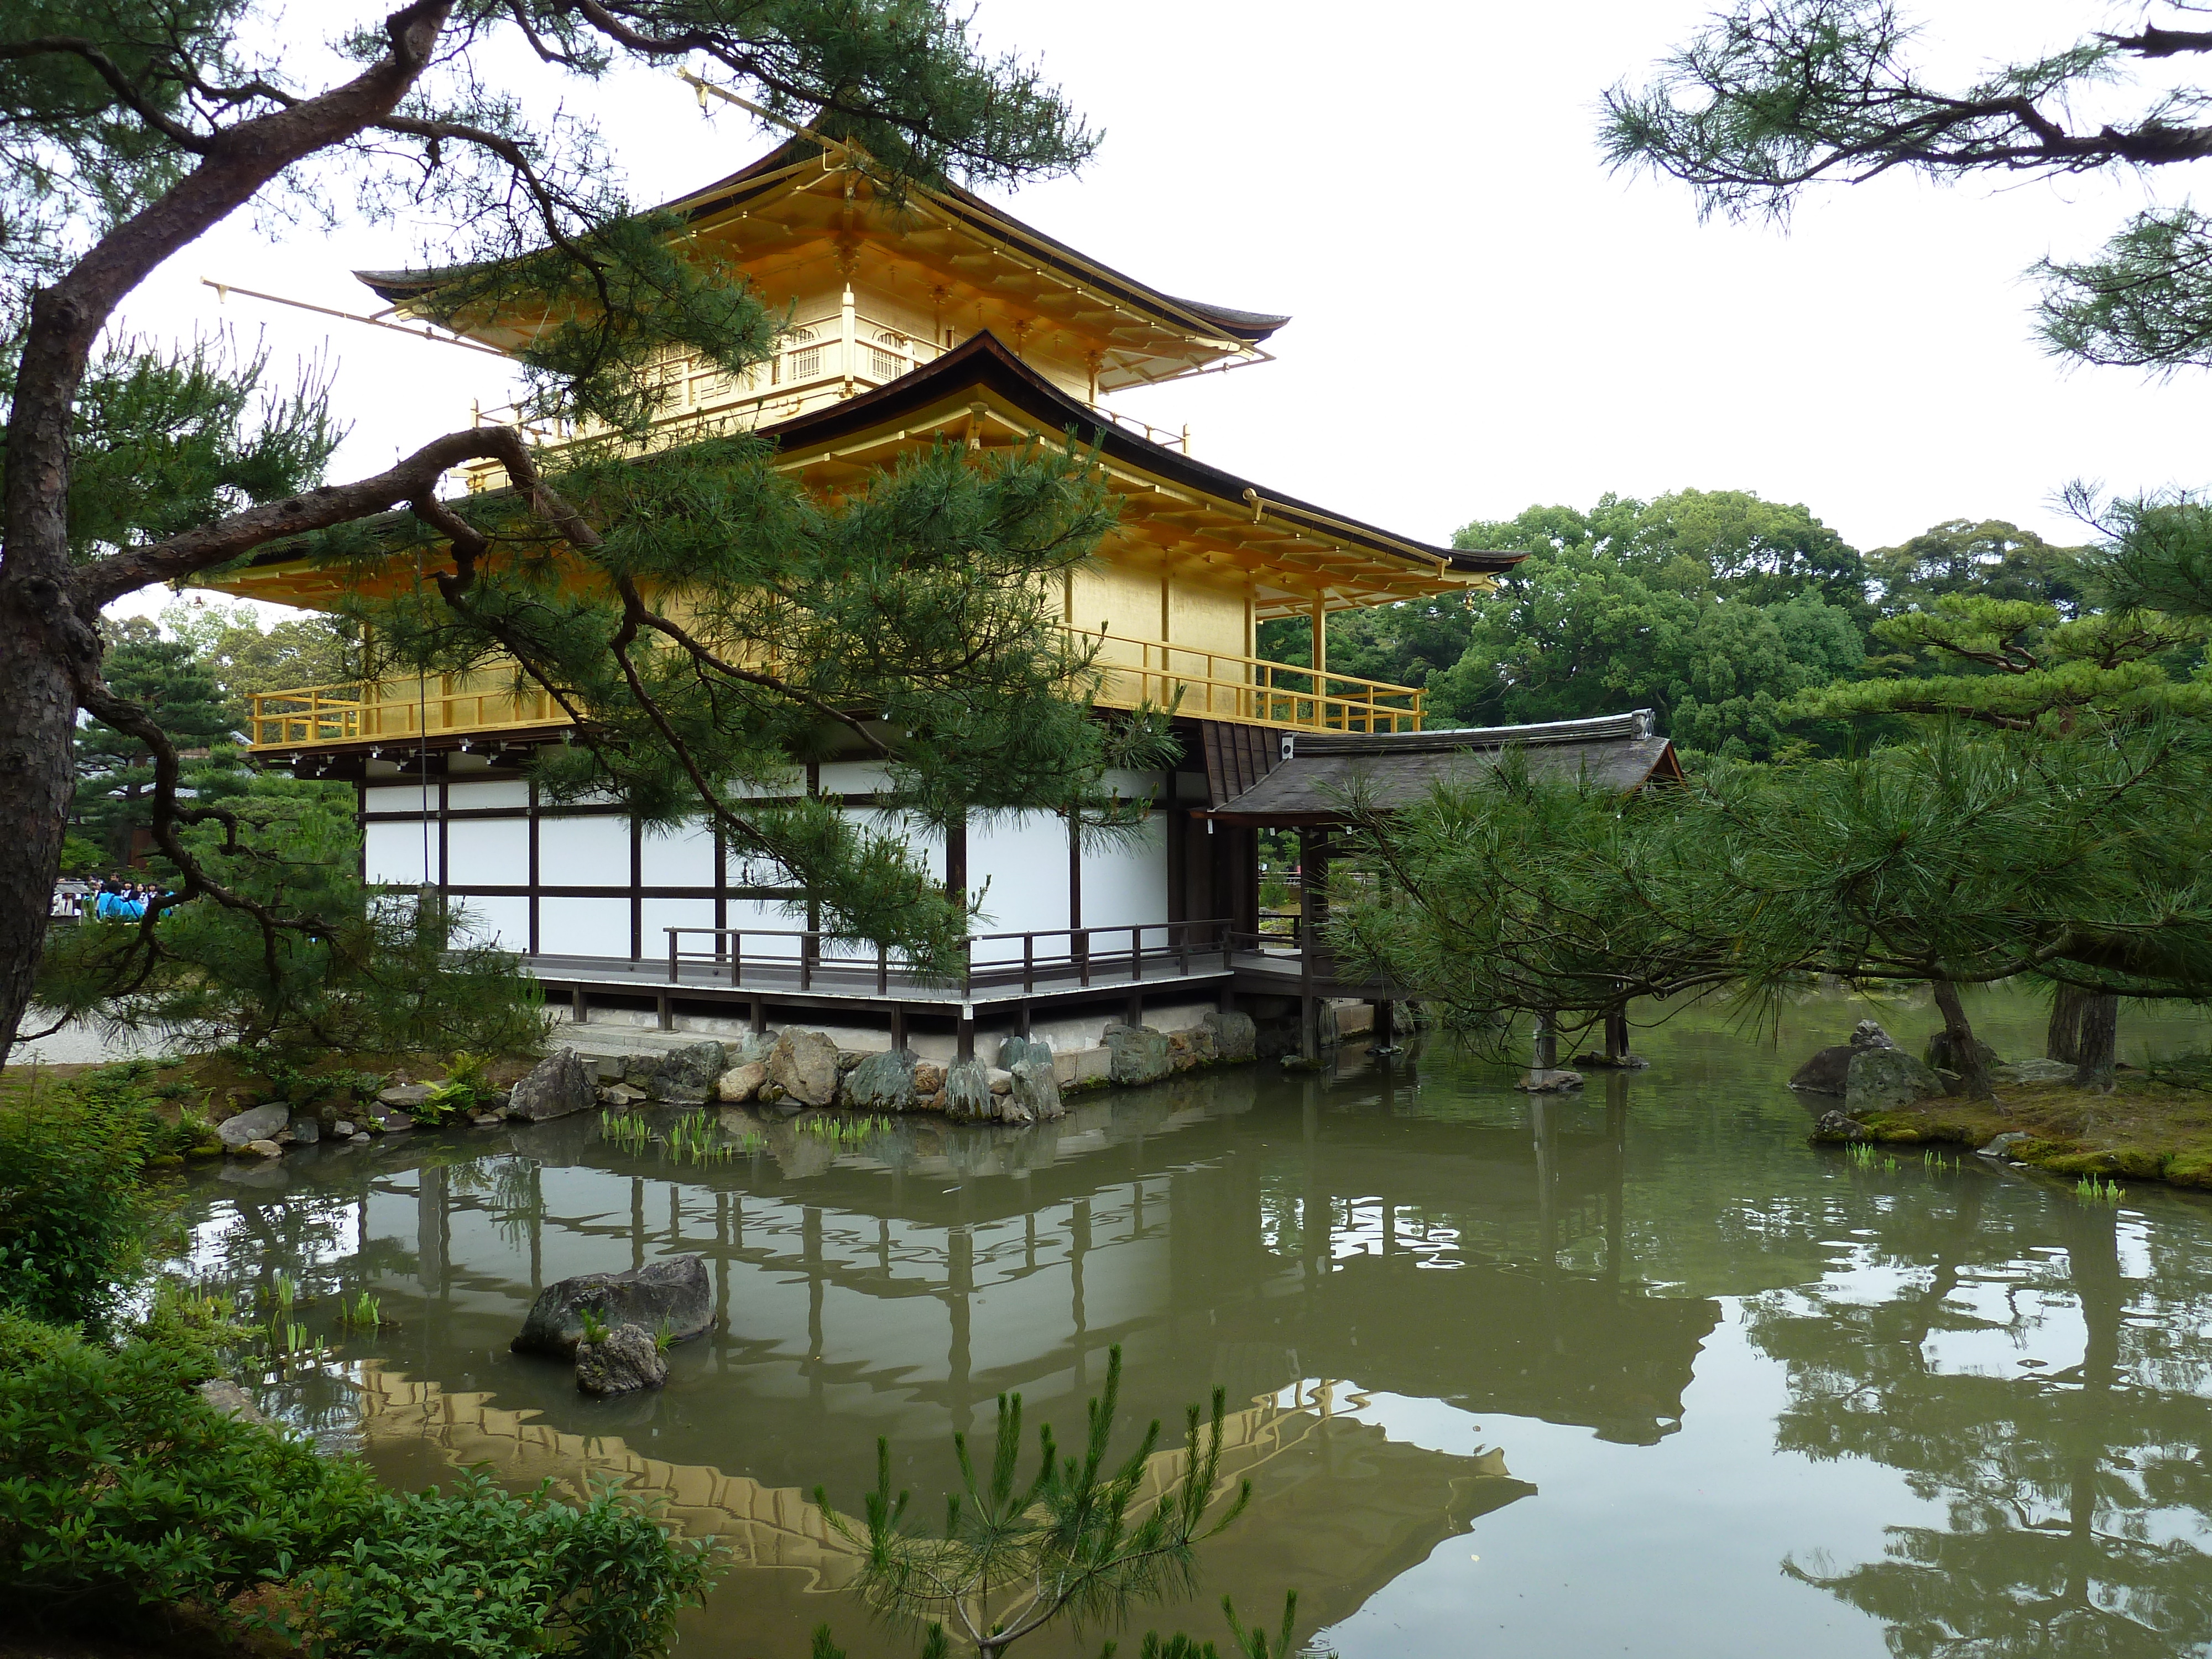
818, 760, 891, 796
455, 894, 529, 952
446, 818, 528, 886
969, 810, 1070, 962
641, 897, 717, 962
1080, 810, 1168, 935
640, 822, 716, 887
721, 897, 803, 960
446, 779, 529, 810
537, 896, 629, 957
365, 819, 437, 886
538, 814, 630, 887
365, 784, 435, 815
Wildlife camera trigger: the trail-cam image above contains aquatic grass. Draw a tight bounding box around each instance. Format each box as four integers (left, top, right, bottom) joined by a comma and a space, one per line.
598, 1109, 653, 1154
797, 1114, 894, 1149
578, 1306, 611, 1345
2076, 1176, 2127, 1204
340, 1290, 382, 1331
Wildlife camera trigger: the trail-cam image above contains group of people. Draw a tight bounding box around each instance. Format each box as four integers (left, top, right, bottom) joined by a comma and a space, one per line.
50, 877, 163, 921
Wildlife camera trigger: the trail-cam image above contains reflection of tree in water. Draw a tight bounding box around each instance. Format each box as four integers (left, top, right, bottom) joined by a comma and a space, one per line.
1744, 1180, 2212, 1658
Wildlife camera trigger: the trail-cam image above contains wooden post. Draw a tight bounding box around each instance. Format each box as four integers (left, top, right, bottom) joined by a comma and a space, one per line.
956, 1008, 975, 1062
1535, 1015, 1558, 1072
1374, 1000, 1395, 1045
748, 996, 765, 1037
890, 1006, 907, 1051
1605, 1005, 1631, 1063
570, 986, 588, 1026
656, 989, 673, 1032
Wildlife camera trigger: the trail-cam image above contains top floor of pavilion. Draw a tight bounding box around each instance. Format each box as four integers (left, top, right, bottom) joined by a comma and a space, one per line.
208, 117, 1519, 758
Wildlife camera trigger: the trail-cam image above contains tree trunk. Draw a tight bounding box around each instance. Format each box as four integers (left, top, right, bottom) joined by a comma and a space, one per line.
1605, 1005, 1631, 1062
1929, 979, 1995, 1099
2048, 984, 2119, 1090
0, 606, 84, 1052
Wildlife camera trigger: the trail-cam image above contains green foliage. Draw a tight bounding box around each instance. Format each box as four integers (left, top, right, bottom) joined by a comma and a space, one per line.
74, 632, 239, 861
159, 598, 356, 714
0, 1304, 376, 1633
1601, 1, 2212, 371
815, 1344, 1251, 1657
37, 757, 547, 1063
578, 1307, 612, 1345
1429, 492, 1865, 760
0, 1061, 192, 1327
301, 1469, 719, 1659
1865, 519, 2094, 619
1787, 593, 2212, 731
0, 1302, 715, 1654
1330, 725, 2212, 1050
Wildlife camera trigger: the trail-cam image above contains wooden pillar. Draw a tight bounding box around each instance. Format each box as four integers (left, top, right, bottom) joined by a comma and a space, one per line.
890, 1006, 907, 1051
1605, 1005, 1631, 1063
526, 778, 541, 956
1309, 594, 1327, 682
570, 985, 587, 1025
1534, 1015, 1558, 1072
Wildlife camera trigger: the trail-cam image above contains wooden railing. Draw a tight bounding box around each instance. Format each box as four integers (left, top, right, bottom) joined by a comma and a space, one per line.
664, 920, 1236, 998
246, 675, 571, 750
1078, 628, 1424, 733
244, 632, 1423, 753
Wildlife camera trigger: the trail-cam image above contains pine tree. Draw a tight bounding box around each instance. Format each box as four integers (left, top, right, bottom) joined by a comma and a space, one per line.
0, 2, 1109, 1051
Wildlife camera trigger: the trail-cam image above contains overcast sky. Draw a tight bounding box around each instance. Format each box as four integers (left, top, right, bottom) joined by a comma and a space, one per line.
109, 1, 2212, 622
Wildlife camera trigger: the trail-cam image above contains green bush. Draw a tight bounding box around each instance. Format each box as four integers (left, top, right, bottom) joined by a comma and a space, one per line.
0, 1307, 718, 1656
304, 1470, 720, 1658
0, 1306, 375, 1633
0, 1062, 193, 1326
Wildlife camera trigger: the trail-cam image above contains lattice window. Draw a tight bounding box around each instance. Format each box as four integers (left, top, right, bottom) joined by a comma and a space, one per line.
869, 330, 907, 381
787, 326, 820, 380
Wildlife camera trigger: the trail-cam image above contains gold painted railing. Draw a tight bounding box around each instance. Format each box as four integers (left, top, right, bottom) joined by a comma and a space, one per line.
1078, 628, 1424, 733
245, 631, 1422, 752
247, 674, 571, 750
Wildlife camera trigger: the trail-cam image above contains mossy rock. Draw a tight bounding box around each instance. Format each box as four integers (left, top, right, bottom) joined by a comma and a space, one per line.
2166, 1152, 2212, 1188
2032, 1148, 2115, 1176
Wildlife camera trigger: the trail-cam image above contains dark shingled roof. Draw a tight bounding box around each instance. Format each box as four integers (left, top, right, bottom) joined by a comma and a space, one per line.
1196, 711, 1683, 826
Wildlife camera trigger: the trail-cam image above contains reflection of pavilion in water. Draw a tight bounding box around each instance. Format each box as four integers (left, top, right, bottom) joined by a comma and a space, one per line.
280, 1067, 1716, 1650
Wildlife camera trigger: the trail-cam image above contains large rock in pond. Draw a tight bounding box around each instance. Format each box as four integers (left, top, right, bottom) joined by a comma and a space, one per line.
1102, 1024, 1173, 1086
844, 1047, 919, 1112
943, 1058, 996, 1123
506, 1048, 597, 1123
997, 1036, 1053, 1073
650, 1040, 729, 1104
1008, 1058, 1062, 1123
1789, 1046, 1857, 1095
217, 1102, 289, 1149
768, 1029, 840, 1107
512, 1255, 713, 1357
717, 1060, 768, 1103
1202, 1009, 1258, 1063
575, 1323, 667, 1396
1845, 1046, 1944, 1113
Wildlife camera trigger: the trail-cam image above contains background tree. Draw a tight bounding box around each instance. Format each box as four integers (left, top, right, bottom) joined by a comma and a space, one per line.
72, 626, 238, 865
1601, 0, 2212, 372
159, 598, 356, 726
1866, 519, 2095, 619
1328, 726, 2212, 1098
1422, 490, 1866, 760
0, 0, 1114, 1053
35, 752, 546, 1061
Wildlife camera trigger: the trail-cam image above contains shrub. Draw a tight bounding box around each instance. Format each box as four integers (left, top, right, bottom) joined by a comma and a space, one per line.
0, 1306, 376, 1634
303, 1470, 720, 1658
0, 1062, 192, 1326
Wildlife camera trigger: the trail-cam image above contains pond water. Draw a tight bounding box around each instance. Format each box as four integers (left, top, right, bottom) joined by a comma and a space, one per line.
166, 987, 2212, 1659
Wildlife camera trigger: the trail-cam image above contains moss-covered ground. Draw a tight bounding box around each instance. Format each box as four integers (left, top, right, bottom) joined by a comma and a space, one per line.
1851, 1074, 2212, 1188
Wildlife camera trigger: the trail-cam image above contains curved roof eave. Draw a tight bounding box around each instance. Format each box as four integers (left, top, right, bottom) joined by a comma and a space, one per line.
356, 134, 1290, 346
761, 331, 1521, 578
